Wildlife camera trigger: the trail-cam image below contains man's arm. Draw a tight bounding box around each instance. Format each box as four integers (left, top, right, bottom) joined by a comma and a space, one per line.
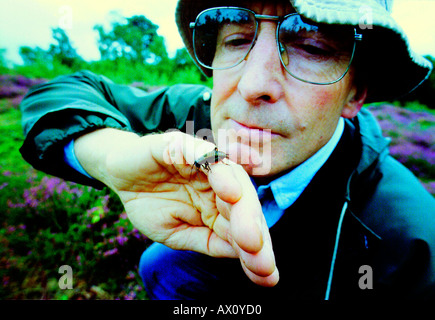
19, 70, 211, 187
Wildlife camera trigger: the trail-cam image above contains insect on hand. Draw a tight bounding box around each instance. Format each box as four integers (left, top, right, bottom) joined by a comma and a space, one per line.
193, 147, 228, 173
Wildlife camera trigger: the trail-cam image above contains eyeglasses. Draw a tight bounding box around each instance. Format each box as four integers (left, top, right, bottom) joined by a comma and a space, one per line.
190, 7, 363, 85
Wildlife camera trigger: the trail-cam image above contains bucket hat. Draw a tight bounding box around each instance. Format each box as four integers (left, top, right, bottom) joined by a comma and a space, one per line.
175, 0, 433, 103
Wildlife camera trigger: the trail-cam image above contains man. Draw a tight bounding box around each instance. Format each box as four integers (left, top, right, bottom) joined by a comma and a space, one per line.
20, 0, 435, 300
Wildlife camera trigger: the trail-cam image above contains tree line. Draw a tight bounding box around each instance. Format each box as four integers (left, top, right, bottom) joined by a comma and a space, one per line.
1, 13, 434, 107
4, 14, 206, 86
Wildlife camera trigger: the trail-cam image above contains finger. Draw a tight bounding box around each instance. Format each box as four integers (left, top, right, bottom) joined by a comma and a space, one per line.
215, 195, 231, 221
208, 163, 242, 204
229, 223, 279, 287
180, 134, 218, 167
129, 197, 236, 259
209, 162, 263, 253
229, 165, 264, 254
165, 225, 237, 259
196, 195, 231, 242
162, 132, 217, 175
212, 213, 231, 242
240, 260, 280, 287
238, 217, 277, 277
221, 163, 279, 286
168, 135, 186, 167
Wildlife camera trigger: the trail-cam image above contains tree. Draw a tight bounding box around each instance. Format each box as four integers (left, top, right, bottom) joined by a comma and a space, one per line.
19, 28, 83, 69
94, 15, 168, 64
170, 48, 207, 82
19, 46, 51, 66
0, 48, 9, 73
48, 27, 84, 68
172, 48, 196, 69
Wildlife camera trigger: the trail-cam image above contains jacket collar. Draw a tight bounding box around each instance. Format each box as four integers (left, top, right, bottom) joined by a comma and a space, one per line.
344, 107, 390, 240
347, 108, 391, 175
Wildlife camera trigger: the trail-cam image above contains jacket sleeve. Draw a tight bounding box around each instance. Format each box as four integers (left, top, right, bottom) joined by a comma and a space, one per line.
19, 70, 212, 188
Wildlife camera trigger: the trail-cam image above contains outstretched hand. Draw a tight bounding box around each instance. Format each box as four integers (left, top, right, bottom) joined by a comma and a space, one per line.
75, 129, 279, 287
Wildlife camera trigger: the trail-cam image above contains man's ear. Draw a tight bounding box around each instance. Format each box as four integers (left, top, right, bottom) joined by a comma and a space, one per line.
341, 85, 368, 119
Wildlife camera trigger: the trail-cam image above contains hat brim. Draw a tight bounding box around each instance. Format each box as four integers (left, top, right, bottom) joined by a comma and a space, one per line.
175, 0, 433, 103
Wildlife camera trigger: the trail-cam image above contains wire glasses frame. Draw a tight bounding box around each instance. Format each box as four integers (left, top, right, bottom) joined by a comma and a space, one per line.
190, 7, 363, 85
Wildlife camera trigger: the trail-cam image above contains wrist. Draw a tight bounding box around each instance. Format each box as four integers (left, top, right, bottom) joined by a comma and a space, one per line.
74, 128, 140, 188
64, 139, 95, 180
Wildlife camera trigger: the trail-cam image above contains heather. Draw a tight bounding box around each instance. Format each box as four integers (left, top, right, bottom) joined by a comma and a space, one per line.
0, 75, 150, 299
367, 102, 435, 194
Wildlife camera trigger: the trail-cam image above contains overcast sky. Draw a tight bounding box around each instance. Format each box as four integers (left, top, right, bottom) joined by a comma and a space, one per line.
1, 0, 434, 65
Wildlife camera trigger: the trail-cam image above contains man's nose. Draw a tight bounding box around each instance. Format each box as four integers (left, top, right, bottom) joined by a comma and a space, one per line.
237, 25, 285, 104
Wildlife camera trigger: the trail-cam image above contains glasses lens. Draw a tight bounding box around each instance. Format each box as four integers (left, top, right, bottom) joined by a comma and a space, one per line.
193, 8, 256, 69
278, 15, 356, 84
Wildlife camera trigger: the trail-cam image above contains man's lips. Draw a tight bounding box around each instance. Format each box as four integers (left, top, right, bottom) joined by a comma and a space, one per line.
228, 119, 279, 143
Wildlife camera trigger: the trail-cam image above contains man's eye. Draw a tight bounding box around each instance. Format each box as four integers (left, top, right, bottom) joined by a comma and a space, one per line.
224, 37, 252, 48
297, 44, 332, 56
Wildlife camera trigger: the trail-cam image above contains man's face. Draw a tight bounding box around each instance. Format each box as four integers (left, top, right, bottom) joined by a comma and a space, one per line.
210, 1, 364, 178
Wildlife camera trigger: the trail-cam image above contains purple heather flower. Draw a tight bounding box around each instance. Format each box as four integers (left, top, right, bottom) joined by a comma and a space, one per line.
2, 171, 12, 177
406, 130, 435, 147
7, 199, 25, 209
116, 235, 128, 246
23, 189, 39, 208
0, 85, 26, 98
86, 207, 99, 215
126, 271, 135, 280
389, 142, 423, 158
124, 291, 136, 300
103, 248, 118, 257
377, 120, 398, 132
15, 75, 34, 87
423, 181, 435, 195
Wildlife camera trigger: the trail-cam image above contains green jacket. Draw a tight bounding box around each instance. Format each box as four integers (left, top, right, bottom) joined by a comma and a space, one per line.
20, 70, 435, 299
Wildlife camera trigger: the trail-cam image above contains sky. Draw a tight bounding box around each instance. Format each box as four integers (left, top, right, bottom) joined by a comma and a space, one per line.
1, 0, 435, 65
